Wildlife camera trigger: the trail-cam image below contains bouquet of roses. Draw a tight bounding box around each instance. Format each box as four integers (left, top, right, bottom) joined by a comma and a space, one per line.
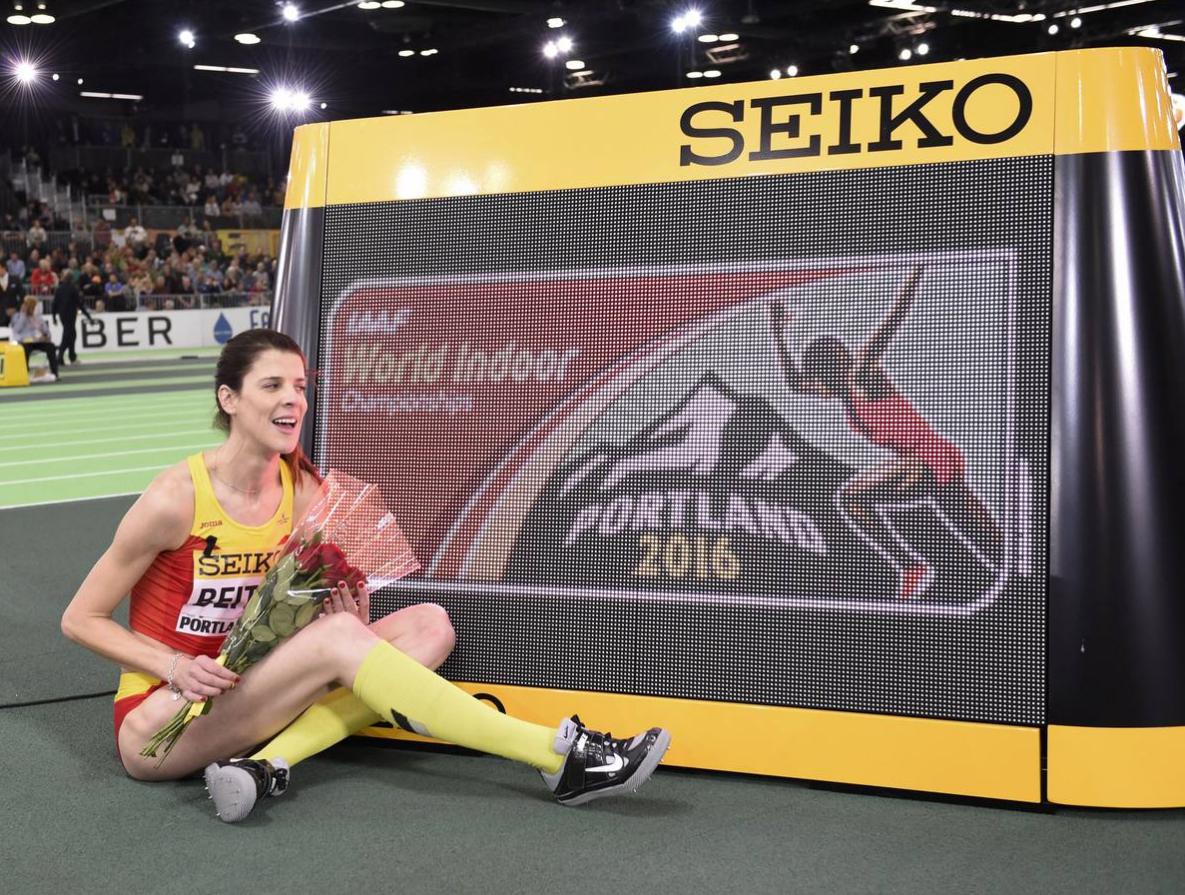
141, 470, 420, 762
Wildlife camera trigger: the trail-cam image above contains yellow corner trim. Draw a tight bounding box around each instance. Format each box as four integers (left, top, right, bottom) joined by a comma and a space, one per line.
1048, 724, 1185, 807
359, 682, 1041, 803
1055, 47, 1180, 154
284, 122, 330, 210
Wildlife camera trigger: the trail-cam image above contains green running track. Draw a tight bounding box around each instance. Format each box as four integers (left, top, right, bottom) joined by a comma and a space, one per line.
0, 349, 224, 509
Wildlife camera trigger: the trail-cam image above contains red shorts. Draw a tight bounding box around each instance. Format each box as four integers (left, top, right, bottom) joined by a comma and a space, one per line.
113, 672, 166, 763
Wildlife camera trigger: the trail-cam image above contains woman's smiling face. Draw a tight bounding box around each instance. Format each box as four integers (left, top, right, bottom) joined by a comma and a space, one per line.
220, 349, 308, 453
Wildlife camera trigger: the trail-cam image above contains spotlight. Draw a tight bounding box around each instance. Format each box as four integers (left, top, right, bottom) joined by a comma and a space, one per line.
357, 1, 380, 7
543, 41, 559, 59
282, 4, 299, 21
398, 49, 415, 57
702, 69, 721, 78
1047, 23, 1059, 35
556, 35, 573, 53
698, 34, 719, 43
178, 28, 195, 49
718, 32, 738, 41
270, 87, 293, 110
547, 17, 564, 28
235, 33, 261, 45
320, 101, 327, 109
1070, 16, 1082, 29
671, 10, 703, 34
381, 1, 404, 7
293, 91, 310, 110
769, 68, 782, 79
14, 61, 37, 83
51, 72, 58, 80
77, 77, 83, 85
786, 64, 798, 77
916, 42, 929, 55
565, 59, 585, 70
419, 48, 437, 56
899, 48, 912, 61
686, 71, 704, 79
30, 12, 51, 23
6, 15, 31, 26
849, 43, 860, 54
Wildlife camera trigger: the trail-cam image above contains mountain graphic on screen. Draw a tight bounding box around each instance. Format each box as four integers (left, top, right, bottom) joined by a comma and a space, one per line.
506, 373, 997, 606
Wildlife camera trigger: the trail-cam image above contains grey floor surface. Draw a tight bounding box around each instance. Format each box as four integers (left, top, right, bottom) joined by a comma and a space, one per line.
2, 495, 1183, 894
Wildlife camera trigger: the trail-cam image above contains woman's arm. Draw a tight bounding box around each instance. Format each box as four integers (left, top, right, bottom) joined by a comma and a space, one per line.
855, 265, 924, 373
769, 301, 813, 395
59, 467, 238, 701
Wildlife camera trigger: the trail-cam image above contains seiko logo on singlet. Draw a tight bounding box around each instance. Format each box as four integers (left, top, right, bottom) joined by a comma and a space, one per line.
176, 550, 275, 637
196, 552, 274, 577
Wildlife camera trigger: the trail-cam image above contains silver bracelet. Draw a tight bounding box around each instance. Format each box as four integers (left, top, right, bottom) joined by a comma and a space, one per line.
166, 652, 184, 697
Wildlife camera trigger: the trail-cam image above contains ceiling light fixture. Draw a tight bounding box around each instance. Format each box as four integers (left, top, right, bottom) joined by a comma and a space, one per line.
565, 59, 585, 70
698, 34, 719, 43
547, 17, 564, 28
419, 48, 437, 56
1070, 16, 1082, 28
357, 1, 380, 7
194, 64, 260, 74
543, 41, 558, 59
555, 35, 573, 53
381, 0, 405, 7
398, 49, 415, 57
686, 70, 704, 79
29, 12, 51, 23
702, 69, 721, 78
899, 48, 912, 60
849, 43, 860, 54
234, 33, 261, 45
6, 14, 31, 24
916, 42, 929, 55
718, 32, 739, 41
282, 3, 299, 21
178, 28, 196, 48
14, 61, 37, 83
769, 68, 782, 79
786, 64, 798, 76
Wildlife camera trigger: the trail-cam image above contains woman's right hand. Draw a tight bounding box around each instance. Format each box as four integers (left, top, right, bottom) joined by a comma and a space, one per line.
173, 654, 240, 702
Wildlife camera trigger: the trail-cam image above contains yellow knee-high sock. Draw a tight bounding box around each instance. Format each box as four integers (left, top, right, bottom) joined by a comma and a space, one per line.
351, 641, 564, 773
251, 687, 380, 767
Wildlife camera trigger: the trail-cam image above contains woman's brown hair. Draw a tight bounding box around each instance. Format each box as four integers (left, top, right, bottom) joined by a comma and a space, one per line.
213, 328, 321, 487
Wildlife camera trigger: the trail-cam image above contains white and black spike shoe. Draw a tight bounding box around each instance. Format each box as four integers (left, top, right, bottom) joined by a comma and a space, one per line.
203, 757, 290, 823
541, 715, 671, 806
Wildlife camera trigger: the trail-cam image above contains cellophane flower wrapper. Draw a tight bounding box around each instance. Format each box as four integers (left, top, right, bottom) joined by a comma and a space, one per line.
140, 470, 420, 763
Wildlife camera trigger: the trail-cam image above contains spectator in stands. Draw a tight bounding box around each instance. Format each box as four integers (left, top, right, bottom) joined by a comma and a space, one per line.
1, 263, 22, 324
250, 261, 271, 293
53, 269, 93, 365
104, 272, 128, 311
94, 217, 112, 247
11, 296, 60, 381
27, 220, 47, 250
240, 192, 263, 219
125, 217, 148, 255
203, 194, 221, 218
30, 258, 59, 295
220, 195, 240, 217
8, 251, 26, 283
170, 148, 185, 168
82, 273, 104, 308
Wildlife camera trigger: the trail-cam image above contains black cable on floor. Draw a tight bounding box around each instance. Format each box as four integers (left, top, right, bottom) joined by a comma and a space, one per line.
0, 690, 116, 710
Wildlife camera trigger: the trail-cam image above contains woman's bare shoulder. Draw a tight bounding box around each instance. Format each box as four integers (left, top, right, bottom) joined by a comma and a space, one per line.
119, 459, 196, 551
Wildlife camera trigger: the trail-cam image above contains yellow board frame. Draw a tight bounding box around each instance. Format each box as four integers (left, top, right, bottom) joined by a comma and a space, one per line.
360, 683, 1041, 803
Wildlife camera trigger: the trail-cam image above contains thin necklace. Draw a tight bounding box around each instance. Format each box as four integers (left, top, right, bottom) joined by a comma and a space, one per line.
210, 451, 263, 497
211, 468, 262, 497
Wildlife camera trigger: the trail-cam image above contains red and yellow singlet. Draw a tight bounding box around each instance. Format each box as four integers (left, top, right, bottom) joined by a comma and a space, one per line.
114, 454, 294, 751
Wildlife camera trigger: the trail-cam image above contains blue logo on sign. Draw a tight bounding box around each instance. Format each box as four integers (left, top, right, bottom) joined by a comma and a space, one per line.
213, 313, 233, 344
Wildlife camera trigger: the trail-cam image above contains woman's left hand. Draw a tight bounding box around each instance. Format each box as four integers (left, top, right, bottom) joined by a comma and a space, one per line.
322, 579, 370, 623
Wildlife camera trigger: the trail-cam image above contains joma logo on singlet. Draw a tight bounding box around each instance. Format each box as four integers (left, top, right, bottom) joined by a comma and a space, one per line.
678, 73, 1033, 166
196, 551, 273, 577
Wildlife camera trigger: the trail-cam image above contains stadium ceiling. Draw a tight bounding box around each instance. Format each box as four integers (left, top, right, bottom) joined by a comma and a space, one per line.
2, 0, 1182, 122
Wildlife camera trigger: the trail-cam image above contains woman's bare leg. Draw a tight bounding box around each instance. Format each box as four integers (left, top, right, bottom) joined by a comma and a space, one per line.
119, 612, 379, 781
